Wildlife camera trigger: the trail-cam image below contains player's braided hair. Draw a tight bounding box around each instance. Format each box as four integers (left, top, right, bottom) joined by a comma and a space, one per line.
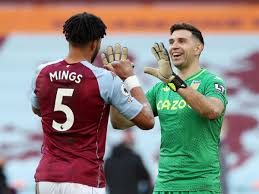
170, 23, 204, 45
63, 12, 107, 46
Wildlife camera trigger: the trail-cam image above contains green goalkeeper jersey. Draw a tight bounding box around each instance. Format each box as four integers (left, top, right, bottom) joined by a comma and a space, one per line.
146, 69, 228, 192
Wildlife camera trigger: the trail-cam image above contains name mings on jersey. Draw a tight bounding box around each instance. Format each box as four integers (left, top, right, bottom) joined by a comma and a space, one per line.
49, 70, 83, 83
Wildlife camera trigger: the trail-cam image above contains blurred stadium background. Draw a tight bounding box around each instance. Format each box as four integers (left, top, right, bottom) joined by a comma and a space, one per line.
1, 0, 259, 194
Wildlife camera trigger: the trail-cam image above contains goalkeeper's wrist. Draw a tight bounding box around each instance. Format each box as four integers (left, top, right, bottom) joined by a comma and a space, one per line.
167, 75, 187, 92
124, 75, 140, 91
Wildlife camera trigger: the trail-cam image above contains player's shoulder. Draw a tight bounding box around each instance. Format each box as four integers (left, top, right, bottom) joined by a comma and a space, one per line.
81, 61, 116, 80
36, 58, 63, 73
81, 61, 121, 93
203, 69, 225, 83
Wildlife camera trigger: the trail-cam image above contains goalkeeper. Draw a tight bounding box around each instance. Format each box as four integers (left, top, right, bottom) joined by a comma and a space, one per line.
102, 23, 228, 194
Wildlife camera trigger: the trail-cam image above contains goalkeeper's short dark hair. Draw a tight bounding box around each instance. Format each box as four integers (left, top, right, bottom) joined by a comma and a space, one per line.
63, 12, 107, 47
170, 23, 204, 45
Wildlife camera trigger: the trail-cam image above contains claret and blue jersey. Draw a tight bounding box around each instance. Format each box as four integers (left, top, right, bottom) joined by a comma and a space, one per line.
30, 59, 143, 187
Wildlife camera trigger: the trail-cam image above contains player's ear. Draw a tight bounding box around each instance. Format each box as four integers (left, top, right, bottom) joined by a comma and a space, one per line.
89, 40, 99, 52
194, 43, 203, 56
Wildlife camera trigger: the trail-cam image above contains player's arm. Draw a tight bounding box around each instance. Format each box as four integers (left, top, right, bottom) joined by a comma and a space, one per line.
177, 87, 224, 119
32, 106, 41, 117
107, 61, 154, 130
109, 83, 158, 129
109, 87, 153, 130
31, 65, 42, 118
110, 106, 134, 129
102, 44, 154, 130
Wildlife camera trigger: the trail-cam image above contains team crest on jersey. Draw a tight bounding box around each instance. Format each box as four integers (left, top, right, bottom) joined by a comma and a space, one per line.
190, 80, 201, 90
121, 84, 133, 103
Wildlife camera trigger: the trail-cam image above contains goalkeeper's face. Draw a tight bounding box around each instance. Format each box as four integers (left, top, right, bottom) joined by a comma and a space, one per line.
169, 30, 199, 69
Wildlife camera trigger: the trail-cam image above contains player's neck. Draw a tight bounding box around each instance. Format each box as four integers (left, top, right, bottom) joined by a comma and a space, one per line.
177, 61, 201, 80
65, 48, 91, 64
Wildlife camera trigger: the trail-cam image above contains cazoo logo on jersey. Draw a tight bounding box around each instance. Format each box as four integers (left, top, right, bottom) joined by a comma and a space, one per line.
157, 99, 190, 110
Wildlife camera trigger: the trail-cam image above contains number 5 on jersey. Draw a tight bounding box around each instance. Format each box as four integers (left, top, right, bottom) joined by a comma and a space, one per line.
52, 88, 74, 131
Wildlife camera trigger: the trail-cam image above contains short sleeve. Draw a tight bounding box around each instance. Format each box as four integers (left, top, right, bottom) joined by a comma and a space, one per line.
96, 71, 143, 120
205, 76, 228, 108
30, 65, 42, 109
30, 59, 63, 109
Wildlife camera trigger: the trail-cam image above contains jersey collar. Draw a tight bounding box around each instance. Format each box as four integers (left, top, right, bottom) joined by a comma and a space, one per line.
185, 68, 206, 82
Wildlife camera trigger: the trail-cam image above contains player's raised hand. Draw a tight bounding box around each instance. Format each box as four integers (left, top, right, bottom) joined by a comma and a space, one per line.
101, 43, 134, 81
109, 59, 135, 81
144, 42, 176, 83
101, 43, 128, 71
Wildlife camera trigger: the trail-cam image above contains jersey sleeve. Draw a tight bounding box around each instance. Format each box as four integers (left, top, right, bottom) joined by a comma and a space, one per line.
97, 71, 143, 120
146, 84, 159, 117
204, 75, 228, 108
30, 59, 63, 109
30, 65, 42, 109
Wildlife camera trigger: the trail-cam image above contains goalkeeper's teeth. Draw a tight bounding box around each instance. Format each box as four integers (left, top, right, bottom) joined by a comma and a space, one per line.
173, 53, 181, 57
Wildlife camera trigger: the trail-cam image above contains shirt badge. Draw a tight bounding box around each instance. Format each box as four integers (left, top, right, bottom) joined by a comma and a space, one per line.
190, 80, 201, 90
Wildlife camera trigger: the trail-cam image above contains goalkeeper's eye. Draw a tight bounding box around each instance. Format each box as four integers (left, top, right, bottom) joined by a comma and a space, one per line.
179, 38, 185, 43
